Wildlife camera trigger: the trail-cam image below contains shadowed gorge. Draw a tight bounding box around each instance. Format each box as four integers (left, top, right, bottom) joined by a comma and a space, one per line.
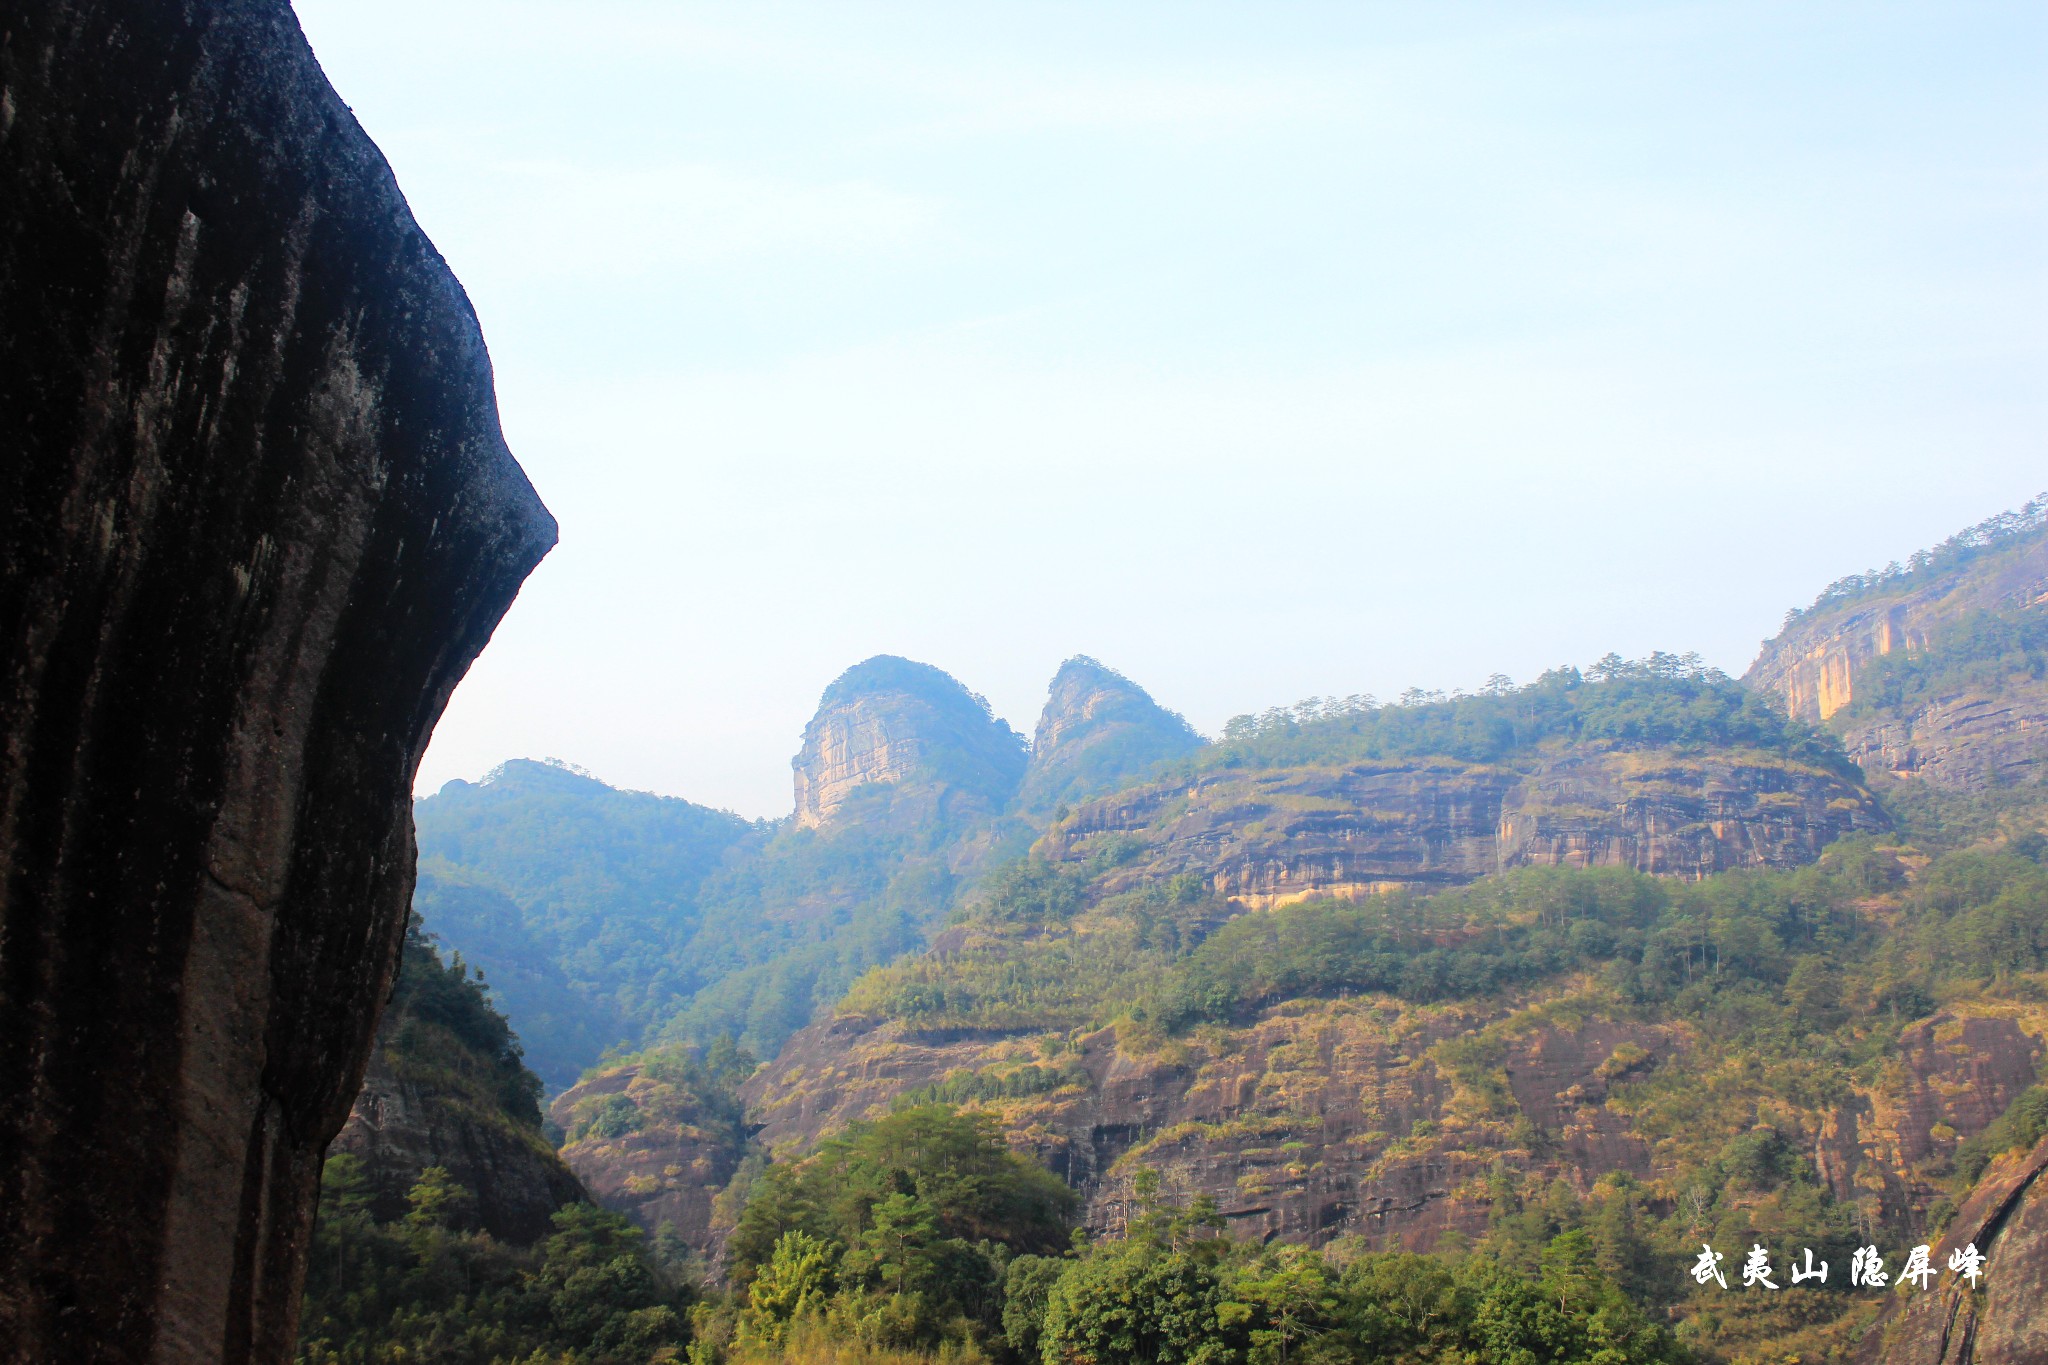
0, 2, 554, 1360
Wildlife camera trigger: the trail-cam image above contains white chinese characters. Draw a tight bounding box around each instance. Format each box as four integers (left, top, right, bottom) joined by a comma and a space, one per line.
1689, 1243, 1984, 1291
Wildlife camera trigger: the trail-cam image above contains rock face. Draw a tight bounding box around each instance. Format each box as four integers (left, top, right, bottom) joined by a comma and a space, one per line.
1015, 656, 1205, 814
792, 656, 1029, 829
332, 999, 585, 1246
1826, 680, 2048, 792
744, 1000, 1673, 1250
548, 1055, 757, 1268
1042, 747, 1885, 905
1747, 504, 2048, 790
740, 1000, 2045, 1263
1855, 1133, 2048, 1364
0, 4, 554, 1361
1817, 1014, 2044, 1234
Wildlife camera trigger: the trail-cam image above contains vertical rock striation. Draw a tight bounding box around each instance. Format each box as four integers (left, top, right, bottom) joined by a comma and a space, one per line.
792, 655, 1028, 829
1747, 501, 2048, 790
1855, 1133, 2048, 1364
0, 3, 555, 1361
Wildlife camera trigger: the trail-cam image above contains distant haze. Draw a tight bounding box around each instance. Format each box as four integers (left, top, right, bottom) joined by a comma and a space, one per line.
291, 1, 2048, 819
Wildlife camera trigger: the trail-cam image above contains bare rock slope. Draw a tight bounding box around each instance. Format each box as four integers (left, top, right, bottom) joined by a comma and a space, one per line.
0, 3, 554, 1360
1855, 1133, 2048, 1364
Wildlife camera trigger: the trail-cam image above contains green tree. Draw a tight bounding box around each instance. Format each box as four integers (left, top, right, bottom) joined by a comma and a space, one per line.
743, 1230, 840, 1345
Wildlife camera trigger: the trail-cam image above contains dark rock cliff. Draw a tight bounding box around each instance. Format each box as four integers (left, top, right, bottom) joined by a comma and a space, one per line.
1854, 1133, 2048, 1364
0, 3, 554, 1361
1015, 655, 1205, 814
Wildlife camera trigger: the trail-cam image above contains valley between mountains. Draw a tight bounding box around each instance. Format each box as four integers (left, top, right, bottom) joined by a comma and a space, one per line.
327, 497, 2048, 1364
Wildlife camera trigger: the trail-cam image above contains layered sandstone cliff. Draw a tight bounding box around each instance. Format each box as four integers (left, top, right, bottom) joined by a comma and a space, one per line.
647, 994, 2040, 1268
792, 656, 1029, 829
1747, 503, 2048, 791
1041, 746, 1885, 905
0, 3, 554, 1360
742, 998, 1675, 1250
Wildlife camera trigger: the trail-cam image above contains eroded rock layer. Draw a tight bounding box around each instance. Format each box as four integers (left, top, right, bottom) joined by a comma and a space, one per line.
0, 3, 554, 1360
792, 656, 1028, 829
333, 1004, 585, 1246
1043, 746, 1885, 904
584, 997, 2040, 1271
1855, 1133, 2048, 1364
1747, 507, 2048, 791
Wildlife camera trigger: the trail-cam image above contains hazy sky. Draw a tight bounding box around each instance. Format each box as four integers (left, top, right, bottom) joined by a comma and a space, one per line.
291, 1, 2046, 820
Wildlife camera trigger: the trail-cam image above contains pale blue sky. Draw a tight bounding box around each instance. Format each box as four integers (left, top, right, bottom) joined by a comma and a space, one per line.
292, 1, 2046, 819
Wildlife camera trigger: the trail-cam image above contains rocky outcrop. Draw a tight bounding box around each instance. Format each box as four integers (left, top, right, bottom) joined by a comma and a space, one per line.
1828, 681, 2048, 791
723, 999, 2045, 1275
1747, 503, 2048, 791
743, 1000, 1676, 1251
1855, 1133, 2048, 1364
1749, 505, 2048, 724
548, 1056, 755, 1266
1817, 1011, 2046, 1235
1015, 656, 1205, 814
792, 656, 1029, 829
334, 1030, 585, 1245
0, 3, 554, 1361
1041, 746, 1885, 905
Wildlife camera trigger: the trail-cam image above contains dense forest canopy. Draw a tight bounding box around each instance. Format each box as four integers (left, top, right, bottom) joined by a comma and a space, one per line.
1202, 652, 1853, 776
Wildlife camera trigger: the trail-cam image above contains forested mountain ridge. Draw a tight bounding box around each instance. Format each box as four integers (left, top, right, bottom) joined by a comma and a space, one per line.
420, 656, 1211, 1081
330, 917, 585, 1243
415, 760, 764, 1087
477, 503, 2048, 1365
425, 654, 1878, 1087
1015, 655, 1206, 815
306, 923, 700, 1362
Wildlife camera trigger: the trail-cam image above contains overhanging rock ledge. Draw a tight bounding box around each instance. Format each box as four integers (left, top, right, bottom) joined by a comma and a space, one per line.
0, 2, 557, 1360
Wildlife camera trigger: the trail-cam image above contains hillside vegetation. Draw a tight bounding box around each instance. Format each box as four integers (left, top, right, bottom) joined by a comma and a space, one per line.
424, 660, 1873, 1085
1200, 652, 1853, 776
745, 815, 2048, 1363
301, 926, 694, 1363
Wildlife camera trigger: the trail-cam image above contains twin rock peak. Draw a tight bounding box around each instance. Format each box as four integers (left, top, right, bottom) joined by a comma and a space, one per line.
791, 654, 1201, 829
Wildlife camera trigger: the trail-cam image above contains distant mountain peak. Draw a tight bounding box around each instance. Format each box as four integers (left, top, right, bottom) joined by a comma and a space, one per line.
792, 655, 1027, 828
1017, 655, 1203, 813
